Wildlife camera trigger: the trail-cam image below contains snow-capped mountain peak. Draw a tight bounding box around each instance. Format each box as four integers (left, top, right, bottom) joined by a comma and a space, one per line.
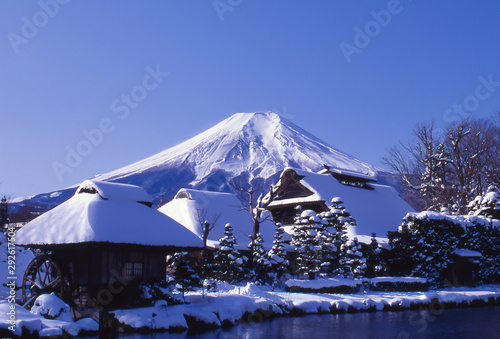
11, 112, 387, 217
93, 112, 379, 196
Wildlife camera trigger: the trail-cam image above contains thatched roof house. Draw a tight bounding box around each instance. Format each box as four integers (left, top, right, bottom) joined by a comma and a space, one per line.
15, 180, 202, 307
158, 188, 279, 250
267, 168, 414, 244
16, 180, 202, 248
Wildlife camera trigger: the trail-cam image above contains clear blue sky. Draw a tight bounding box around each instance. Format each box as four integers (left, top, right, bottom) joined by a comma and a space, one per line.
1, 1, 499, 198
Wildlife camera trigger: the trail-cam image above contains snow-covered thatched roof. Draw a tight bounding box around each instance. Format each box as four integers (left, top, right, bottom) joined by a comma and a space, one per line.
268, 168, 414, 239
15, 180, 203, 248
158, 188, 280, 250
76, 179, 152, 205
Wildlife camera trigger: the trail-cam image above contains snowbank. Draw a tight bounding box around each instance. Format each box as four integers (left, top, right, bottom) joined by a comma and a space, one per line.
105, 282, 500, 335
2, 283, 499, 337
0, 294, 98, 337
285, 278, 362, 294
0, 233, 34, 301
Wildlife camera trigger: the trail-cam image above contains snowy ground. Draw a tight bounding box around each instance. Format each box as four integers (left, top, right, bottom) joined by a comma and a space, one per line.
111, 282, 500, 333
0, 293, 98, 337
0, 232, 34, 301
1, 283, 499, 337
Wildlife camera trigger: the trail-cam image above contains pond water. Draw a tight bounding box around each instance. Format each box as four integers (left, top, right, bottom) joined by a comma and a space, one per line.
84, 306, 500, 339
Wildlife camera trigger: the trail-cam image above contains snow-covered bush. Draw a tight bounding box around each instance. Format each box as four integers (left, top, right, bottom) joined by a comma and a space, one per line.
388, 212, 465, 287
170, 252, 202, 297
31, 293, 72, 321
460, 219, 500, 284
468, 184, 500, 219
138, 281, 185, 306
389, 211, 500, 286
369, 277, 428, 292
285, 277, 362, 294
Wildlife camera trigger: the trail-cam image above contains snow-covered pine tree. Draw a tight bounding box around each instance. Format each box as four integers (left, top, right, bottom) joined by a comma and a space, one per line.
267, 222, 289, 282
316, 211, 338, 275
213, 223, 244, 283
251, 232, 274, 285
340, 237, 366, 279
291, 208, 322, 280
364, 233, 382, 278
171, 252, 202, 297
468, 184, 500, 219
329, 197, 352, 276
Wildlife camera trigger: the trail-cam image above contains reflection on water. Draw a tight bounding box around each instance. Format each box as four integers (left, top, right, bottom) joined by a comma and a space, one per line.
82, 306, 500, 339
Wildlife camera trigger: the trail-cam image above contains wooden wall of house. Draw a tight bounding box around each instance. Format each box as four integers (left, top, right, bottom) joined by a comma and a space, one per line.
52, 245, 167, 287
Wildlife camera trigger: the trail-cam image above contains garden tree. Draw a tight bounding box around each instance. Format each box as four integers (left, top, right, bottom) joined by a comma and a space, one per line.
364, 233, 382, 278
213, 223, 245, 283
388, 212, 465, 287
0, 197, 8, 234
291, 208, 322, 280
387, 222, 421, 277
383, 116, 500, 213
382, 121, 452, 211
267, 222, 289, 281
251, 232, 274, 285
488, 110, 500, 185
230, 174, 279, 266
316, 211, 338, 275
195, 207, 221, 277
460, 220, 500, 284
339, 237, 367, 279
328, 197, 353, 273
195, 207, 221, 253
468, 184, 500, 219
170, 252, 202, 297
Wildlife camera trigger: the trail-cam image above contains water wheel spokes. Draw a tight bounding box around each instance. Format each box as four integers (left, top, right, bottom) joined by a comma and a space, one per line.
22, 255, 63, 308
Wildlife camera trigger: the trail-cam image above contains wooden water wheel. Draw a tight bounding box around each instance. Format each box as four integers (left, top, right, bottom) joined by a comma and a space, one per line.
22, 255, 64, 308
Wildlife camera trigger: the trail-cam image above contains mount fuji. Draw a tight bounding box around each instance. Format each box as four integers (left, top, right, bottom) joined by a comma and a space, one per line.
11, 112, 391, 219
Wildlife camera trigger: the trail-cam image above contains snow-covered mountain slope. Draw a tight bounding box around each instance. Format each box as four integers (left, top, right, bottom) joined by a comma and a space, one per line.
12, 112, 390, 215
91, 112, 383, 198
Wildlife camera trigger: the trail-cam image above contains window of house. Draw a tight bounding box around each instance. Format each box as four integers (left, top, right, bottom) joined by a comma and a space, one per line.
123, 262, 143, 281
